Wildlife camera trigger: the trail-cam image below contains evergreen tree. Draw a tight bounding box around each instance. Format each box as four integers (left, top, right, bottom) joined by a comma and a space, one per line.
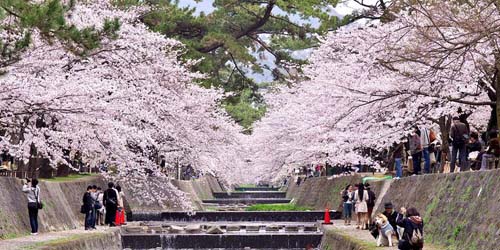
116, 0, 345, 128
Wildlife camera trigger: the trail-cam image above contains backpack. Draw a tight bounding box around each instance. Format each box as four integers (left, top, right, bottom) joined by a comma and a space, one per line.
407, 221, 424, 248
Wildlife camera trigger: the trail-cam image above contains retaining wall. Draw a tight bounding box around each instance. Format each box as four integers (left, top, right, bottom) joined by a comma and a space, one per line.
286, 175, 385, 211
0, 176, 105, 239
289, 170, 500, 250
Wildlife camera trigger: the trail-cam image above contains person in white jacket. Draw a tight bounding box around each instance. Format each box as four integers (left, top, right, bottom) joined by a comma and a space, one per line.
22, 178, 41, 235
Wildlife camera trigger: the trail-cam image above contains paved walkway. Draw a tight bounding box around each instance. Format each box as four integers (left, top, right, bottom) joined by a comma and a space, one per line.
0, 226, 116, 250
324, 220, 443, 250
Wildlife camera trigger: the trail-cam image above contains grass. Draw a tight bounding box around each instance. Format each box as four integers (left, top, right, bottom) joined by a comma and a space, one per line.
237, 184, 257, 188
0, 232, 30, 240
245, 203, 312, 211
21, 232, 104, 250
40, 173, 98, 182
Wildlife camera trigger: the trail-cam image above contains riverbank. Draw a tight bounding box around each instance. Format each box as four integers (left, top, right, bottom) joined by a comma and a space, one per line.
0, 227, 120, 250
291, 170, 500, 250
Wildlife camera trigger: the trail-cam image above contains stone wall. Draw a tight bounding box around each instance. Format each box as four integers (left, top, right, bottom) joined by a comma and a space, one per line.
376, 170, 500, 250
0, 176, 105, 239
286, 175, 386, 211
288, 170, 500, 250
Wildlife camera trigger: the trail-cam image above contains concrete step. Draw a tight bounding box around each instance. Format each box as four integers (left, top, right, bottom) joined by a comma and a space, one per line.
122, 233, 323, 249
202, 198, 292, 205
129, 211, 342, 222
213, 191, 287, 199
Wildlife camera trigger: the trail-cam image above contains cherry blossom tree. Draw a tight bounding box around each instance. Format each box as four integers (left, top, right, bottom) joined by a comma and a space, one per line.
0, 1, 246, 208
247, 1, 495, 181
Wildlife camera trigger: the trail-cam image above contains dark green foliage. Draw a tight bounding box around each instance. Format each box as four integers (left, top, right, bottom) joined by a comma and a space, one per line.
118, 0, 343, 127
0, 0, 120, 74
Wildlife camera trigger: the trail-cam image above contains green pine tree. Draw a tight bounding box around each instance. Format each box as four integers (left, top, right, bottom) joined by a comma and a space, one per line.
115, 0, 348, 129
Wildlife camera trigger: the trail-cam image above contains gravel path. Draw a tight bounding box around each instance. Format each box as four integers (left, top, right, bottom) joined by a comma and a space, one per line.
0, 226, 113, 250
325, 220, 443, 250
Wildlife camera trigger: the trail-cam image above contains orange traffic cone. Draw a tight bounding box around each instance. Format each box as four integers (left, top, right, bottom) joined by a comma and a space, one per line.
322, 208, 333, 225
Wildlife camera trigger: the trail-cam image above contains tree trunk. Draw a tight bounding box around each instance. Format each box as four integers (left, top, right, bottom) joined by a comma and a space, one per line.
496, 54, 500, 133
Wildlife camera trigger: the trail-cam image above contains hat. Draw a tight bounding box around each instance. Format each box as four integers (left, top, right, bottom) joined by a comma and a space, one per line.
384, 202, 393, 209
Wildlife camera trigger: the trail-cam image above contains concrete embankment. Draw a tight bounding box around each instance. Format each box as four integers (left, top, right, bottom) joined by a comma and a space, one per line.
290, 170, 500, 250
0, 176, 105, 239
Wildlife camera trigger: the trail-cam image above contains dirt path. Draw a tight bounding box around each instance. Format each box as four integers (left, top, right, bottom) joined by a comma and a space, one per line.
0, 226, 116, 250
324, 220, 443, 250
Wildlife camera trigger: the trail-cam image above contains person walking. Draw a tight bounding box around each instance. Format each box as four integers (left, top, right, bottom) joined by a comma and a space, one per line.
103, 182, 118, 227
341, 185, 354, 225
82, 186, 94, 230
409, 129, 422, 175
22, 178, 42, 235
393, 142, 404, 179
450, 117, 469, 172
419, 126, 431, 174
365, 183, 376, 227
353, 183, 369, 230
397, 207, 424, 250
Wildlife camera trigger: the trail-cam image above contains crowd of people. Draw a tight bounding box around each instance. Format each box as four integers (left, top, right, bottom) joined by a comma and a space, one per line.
392, 117, 500, 179
341, 183, 424, 250
291, 162, 377, 186
82, 182, 126, 230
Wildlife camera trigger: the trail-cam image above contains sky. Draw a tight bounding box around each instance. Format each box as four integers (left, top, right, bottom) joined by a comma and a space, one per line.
175, 0, 372, 83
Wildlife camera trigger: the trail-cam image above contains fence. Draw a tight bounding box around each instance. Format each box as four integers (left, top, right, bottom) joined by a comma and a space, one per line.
0, 170, 39, 179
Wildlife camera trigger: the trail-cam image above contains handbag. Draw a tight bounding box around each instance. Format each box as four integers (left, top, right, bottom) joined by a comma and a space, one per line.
430, 152, 437, 164
80, 205, 86, 214
33, 188, 43, 210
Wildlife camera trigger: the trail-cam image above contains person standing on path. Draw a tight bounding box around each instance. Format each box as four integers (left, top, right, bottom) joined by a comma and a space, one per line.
393, 142, 404, 179
419, 126, 431, 174
409, 129, 422, 175
450, 117, 469, 172
365, 183, 376, 227
90, 185, 99, 229
22, 178, 41, 235
96, 187, 105, 226
115, 185, 126, 226
353, 183, 369, 230
341, 185, 354, 225
103, 182, 118, 227
82, 185, 94, 230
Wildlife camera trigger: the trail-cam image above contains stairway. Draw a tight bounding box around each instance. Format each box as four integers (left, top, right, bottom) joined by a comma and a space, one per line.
202, 186, 291, 206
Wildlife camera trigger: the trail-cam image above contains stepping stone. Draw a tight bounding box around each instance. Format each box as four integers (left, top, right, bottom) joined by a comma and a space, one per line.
266, 225, 280, 232
206, 226, 224, 234
285, 226, 299, 232
148, 226, 163, 233
169, 225, 184, 233
185, 224, 202, 234
123, 226, 143, 233
304, 226, 318, 232
246, 225, 260, 232
226, 225, 241, 232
